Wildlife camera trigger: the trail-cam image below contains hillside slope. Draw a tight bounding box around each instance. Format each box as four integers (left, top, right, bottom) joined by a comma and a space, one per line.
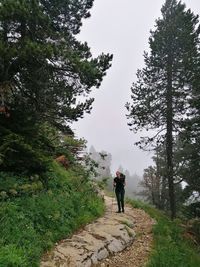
0, 163, 104, 267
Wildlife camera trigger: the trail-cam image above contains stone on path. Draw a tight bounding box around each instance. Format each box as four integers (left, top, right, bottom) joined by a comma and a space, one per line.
40, 196, 136, 267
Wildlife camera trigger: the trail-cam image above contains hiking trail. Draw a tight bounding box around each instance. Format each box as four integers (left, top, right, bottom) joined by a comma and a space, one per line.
41, 195, 155, 267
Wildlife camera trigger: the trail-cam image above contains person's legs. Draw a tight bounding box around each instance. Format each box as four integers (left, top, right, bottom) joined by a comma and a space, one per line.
120, 189, 125, 212
115, 190, 121, 212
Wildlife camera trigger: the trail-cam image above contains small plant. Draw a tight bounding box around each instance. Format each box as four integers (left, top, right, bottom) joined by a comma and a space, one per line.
124, 225, 135, 238
120, 220, 134, 229
0, 245, 28, 267
127, 199, 200, 267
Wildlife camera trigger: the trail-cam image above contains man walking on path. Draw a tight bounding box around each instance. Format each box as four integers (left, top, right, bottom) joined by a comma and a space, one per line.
113, 171, 126, 213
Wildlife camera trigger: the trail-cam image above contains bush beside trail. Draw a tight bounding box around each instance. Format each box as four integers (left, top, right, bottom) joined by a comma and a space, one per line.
0, 162, 105, 267
128, 199, 200, 267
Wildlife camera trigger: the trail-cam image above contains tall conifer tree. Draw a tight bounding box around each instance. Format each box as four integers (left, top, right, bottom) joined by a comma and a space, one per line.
0, 0, 112, 129
126, 0, 199, 219
0, 0, 112, 173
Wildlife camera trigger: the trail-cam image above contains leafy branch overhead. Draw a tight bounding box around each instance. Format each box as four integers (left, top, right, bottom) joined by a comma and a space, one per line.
0, 0, 113, 126
0, 0, 112, 174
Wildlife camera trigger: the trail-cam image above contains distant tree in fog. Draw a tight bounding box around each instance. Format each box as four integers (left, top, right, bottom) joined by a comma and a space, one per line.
89, 146, 112, 179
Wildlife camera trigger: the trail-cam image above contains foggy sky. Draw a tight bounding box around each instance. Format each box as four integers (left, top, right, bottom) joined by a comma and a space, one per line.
73, 0, 200, 176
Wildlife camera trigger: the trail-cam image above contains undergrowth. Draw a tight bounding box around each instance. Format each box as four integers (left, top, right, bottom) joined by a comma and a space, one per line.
127, 199, 200, 267
0, 162, 105, 267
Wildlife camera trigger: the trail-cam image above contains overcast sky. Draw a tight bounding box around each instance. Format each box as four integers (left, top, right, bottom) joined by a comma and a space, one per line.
73, 0, 200, 177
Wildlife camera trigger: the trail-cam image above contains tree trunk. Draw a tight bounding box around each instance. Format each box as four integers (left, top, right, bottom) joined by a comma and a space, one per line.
155, 147, 162, 209
160, 175, 167, 210
166, 54, 176, 220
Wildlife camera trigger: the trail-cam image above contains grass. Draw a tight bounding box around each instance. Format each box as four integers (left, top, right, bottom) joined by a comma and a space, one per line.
127, 199, 200, 267
120, 219, 134, 228
0, 162, 105, 267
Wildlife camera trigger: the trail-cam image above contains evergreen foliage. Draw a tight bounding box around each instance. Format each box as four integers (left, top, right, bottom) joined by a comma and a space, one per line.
179, 66, 200, 203
0, 0, 112, 173
0, 0, 112, 124
126, 0, 200, 219
139, 144, 184, 213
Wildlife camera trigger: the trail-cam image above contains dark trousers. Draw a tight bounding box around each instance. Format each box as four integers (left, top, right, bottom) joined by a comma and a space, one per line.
115, 189, 125, 212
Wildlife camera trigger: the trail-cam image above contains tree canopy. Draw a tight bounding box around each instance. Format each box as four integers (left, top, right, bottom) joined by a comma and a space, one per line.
126, 0, 200, 219
0, 0, 112, 174
0, 0, 112, 127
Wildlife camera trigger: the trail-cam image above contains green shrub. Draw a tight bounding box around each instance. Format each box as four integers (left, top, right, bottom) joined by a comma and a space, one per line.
127, 199, 200, 267
0, 172, 44, 200
0, 163, 105, 267
0, 132, 50, 175
0, 245, 28, 267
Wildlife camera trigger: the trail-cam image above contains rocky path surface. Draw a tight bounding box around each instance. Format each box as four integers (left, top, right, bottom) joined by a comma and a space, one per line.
41, 196, 155, 267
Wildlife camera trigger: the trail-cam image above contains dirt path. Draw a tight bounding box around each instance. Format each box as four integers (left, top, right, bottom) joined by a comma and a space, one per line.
41, 196, 155, 267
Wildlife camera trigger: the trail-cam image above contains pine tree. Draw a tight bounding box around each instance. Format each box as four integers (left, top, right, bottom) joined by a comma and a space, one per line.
141, 166, 161, 207
179, 41, 200, 205
0, 0, 112, 128
0, 0, 112, 173
126, 0, 199, 219
139, 144, 184, 212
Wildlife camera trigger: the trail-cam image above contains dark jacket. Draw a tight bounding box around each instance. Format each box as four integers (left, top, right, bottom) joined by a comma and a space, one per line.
114, 175, 125, 191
